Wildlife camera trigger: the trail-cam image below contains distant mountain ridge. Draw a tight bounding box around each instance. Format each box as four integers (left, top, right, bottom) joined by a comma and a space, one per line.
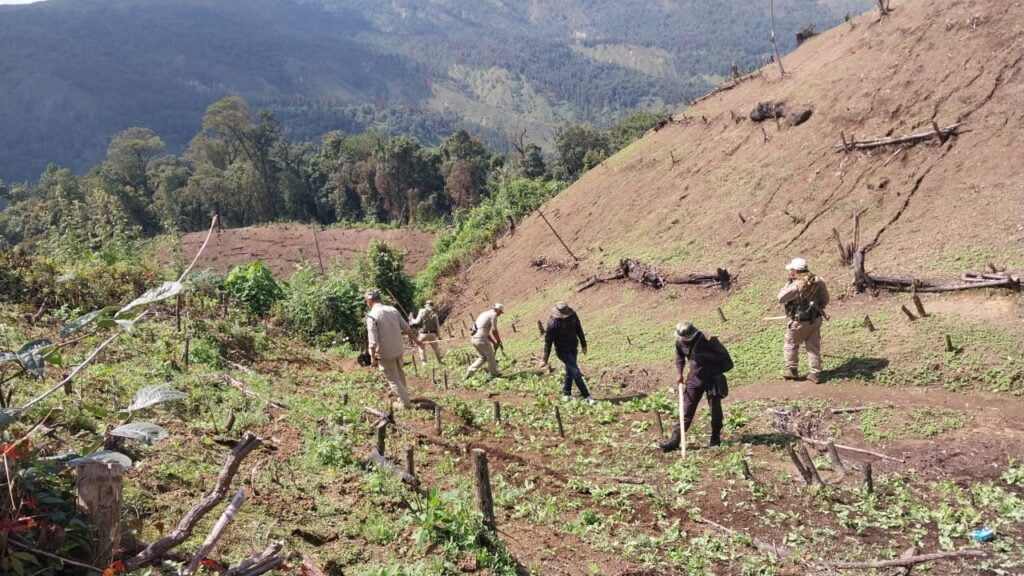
0, 0, 871, 181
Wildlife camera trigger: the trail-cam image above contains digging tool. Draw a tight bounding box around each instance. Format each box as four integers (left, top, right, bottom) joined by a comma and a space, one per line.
762, 316, 787, 321
678, 380, 686, 460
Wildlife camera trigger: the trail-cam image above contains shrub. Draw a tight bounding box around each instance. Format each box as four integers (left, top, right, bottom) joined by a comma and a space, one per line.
357, 241, 416, 315
277, 263, 365, 349
221, 261, 283, 318
416, 178, 564, 298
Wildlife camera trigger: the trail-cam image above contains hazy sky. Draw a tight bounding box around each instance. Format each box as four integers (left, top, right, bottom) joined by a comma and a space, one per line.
0, 0, 47, 4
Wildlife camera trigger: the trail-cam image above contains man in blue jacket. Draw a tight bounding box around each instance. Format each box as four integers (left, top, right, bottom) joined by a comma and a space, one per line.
659, 322, 732, 452
540, 301, 597, 404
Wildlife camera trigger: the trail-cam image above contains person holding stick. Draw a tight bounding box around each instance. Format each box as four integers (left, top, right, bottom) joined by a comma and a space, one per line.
465, 303, 504, 379
659, 322, 732, 452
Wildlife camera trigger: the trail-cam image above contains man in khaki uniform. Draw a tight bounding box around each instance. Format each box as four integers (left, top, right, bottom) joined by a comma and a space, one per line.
466, 303, 504, 379
411, 300, 444, 365
777, 258, 830, 383
364, 289, 418, 407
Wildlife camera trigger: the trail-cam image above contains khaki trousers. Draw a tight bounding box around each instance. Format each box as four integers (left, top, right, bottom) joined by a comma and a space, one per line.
417, 332, 444, 364
784, 317, 823, 374
466, 338, 499, 377
378, 356, 412, 408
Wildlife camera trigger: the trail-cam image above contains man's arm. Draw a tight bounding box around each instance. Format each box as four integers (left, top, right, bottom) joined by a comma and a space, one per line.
819, 281, 831, 308
542, 320, 554, 364
777, 281, 799, 304
674, 341, 687, 382
366, 317, 379, 365
576, 319, 588, 354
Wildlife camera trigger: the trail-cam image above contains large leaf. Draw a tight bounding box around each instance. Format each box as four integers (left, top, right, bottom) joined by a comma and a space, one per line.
59, 306, 120, 340
17, 339, 53, 378
117, 281, 183, 317
66, 450, 132, 468
110, 422, 169, 445
126, 383, 188, 412
0, 352, 17, 364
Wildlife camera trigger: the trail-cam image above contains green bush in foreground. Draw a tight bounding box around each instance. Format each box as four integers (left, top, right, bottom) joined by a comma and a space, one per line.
221, 260, 284, 319
277, 263, 365, 348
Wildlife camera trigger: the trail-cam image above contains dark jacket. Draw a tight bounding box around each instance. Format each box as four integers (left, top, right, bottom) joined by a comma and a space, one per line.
675, 332, 732, 386
543, 313, 587, 362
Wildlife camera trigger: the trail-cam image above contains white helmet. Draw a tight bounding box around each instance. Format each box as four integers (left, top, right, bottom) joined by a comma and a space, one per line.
785, 258, 809, 271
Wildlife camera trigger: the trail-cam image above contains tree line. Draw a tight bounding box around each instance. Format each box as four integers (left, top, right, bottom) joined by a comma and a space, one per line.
0, 96, 665, 253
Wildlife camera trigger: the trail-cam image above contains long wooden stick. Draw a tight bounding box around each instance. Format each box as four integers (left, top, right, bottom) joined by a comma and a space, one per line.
834, 548, 987, 569
536, 208, 579, 262
126, 433, 261, 571
833, 123, 963, 151
183, 490, 245, 575
678, 381, 686, 460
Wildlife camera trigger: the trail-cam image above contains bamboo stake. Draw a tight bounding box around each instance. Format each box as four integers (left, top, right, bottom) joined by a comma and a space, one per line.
536, 208, 579, 261
678, 381, 686, 459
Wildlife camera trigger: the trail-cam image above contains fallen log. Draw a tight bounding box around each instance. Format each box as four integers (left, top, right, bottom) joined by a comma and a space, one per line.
579, 260, 730, 292
853, 249, 1020, 293
834, 548, 987, 570
834, 122, 963, 151
577, 272, 625, 292
226, 542, 284, 576
690, 70, 763, 105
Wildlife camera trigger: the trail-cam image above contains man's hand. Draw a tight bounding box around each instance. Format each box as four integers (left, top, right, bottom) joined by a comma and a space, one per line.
676, 375, 685, 385
581, 346, 588, 355
370, 354, 378, 368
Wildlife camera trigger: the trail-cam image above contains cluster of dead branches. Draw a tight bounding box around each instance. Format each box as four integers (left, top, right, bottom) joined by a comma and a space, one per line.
577, 259, 731, 293
854, 250, 1020, 293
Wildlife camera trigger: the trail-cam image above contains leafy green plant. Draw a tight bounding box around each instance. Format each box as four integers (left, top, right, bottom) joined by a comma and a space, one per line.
278, 263, 364, 348
221, 260, 283, 318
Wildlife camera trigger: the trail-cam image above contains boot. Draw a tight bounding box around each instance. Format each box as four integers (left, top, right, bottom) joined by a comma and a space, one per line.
781, 367, 800, 380
808, 372, 822, 384
659, 426, 682, 452
709, 435, 721, 448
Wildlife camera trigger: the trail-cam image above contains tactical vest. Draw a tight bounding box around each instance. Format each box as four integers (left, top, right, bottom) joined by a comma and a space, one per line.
785, 274, 824, 322
420, 310, 439, 333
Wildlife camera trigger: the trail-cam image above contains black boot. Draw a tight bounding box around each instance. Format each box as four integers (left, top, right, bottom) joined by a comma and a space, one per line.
659, 426, 682, 452
709, 436, 721, 448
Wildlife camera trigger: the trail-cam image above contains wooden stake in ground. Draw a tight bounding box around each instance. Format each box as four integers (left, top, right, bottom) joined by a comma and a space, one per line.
405, 446, 415, 479
434, 405, 442, 435
536, 208, 579, 262
900, 305, 918, 321
493, 400, 501, 423
945, 334, 955, 353
376, 425, 386, 457
678, 381, 686, 459
554, 405, 566, 439
863, 315, 876, 332
717, 307, 727, 322
769, 0, 785, 78
912, 295, 928, 317
863, 462, 874, 494
471, 449, 497, 529
76, 461, 124, 567
797, 443, 825, 486
653, 411, 665, 439
826, 441, 847, 478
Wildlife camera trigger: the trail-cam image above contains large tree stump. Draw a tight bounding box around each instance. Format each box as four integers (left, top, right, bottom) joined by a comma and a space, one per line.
472, 449, 496, 529
76, 461, 124, 566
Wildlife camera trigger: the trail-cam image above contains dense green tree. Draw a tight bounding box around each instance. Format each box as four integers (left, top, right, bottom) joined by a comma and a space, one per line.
554, 123, 610, 181
519, 143, 548, 180
608, 111, 666, 151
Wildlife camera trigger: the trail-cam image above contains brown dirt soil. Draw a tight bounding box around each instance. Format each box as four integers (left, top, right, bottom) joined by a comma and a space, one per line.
447, 0, 1023, 339
177, 223, 435, 277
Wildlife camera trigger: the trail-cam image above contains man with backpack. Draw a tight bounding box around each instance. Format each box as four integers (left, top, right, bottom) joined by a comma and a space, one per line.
659, 322, 732, 452
411, 300, 444, 365
777, 258, 830, 383
465, 303, 504, 379
540, 301, 597, 405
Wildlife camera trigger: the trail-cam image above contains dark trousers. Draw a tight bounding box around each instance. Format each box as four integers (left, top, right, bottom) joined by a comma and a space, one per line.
556, 350, 591, 398
678, 379, 723, 440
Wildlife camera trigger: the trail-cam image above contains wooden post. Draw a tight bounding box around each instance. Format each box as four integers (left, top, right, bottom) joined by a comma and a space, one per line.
716, 307, 727, 322
945, 334, 955, 353
183, 337, 190, 372
653, 411, 664, 439
376, 425, 386, 456
826, 441, 847, 478
312, 227, 325, 275
461, 328, 466, 338
554, 405, 565, 439
863, 462, 874, 494
786, 444, 812, 485
863, 315, 876, 332
342, 392, 349, 405
224, 410, 236, 433
769, 0, 785, 78
493, 400, 501, 423
434, 405, 442, 435
900, 305, 917, 321
912, 295, 928, 317
472, 449, 497, 529
176, 293, 183, 332
431, 367, 437, 386
738, 213, 746, 224
511, 323, 517, 333
536, 208, 579, 262
797, 444, 825, 486
443, 371, 449, 390
76, 462, 124, 566
405, 446, 415, 480
741, 459, 753, 481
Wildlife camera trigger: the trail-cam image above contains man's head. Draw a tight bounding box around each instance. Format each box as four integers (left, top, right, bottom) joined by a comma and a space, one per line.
785, 257, 809, 279
675, 321, 700, 343
493, 303, 504, 316
424, 300, 435, 310
551, 300, 574, 318
363, 289, 382, 307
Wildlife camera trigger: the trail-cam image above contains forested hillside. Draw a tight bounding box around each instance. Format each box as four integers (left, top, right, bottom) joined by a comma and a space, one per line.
0, 0, 871, 181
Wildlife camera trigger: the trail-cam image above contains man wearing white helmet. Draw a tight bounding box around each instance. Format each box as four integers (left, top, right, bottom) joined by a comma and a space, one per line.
466, 303, 504, 379
777, 258, 830, 383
